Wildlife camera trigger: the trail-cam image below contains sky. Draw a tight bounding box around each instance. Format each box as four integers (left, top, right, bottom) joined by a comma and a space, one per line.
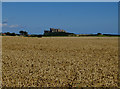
2, 2, 118, 34
2, 0, 120, 2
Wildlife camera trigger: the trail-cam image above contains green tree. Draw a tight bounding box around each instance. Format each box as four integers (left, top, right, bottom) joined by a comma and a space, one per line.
19, 31, 24, 35
19, 30, 28, 36
97, 33, 102, 36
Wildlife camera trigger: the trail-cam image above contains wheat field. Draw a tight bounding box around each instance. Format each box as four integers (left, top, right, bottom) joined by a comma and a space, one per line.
2, 36, 118, 87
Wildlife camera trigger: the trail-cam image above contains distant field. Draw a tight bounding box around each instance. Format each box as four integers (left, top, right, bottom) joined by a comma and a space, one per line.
2, 36, 118, 87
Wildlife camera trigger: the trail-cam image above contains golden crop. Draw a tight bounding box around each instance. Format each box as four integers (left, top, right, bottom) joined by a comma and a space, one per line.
2, 36, 118, 87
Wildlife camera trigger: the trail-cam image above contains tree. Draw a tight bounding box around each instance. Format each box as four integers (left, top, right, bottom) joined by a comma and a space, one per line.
11, 33, 16, 36
6, 32, 11, 36
5, 32, 16, 36
19, 31, 24, 35
97, 33, 102, 36
24, 31, 28, 36
19, 30, 28, 36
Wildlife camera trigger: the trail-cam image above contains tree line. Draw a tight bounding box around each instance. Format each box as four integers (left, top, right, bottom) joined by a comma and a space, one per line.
2, 30, 42, 37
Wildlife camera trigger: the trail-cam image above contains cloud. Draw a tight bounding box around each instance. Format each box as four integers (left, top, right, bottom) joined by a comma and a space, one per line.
3, 24, 7, 26
0, 23, 19, 28
0, 23, 8, 27
9, 25, 19, 28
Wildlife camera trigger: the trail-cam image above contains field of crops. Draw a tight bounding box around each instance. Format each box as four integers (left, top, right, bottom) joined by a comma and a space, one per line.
2, 36, 118, 87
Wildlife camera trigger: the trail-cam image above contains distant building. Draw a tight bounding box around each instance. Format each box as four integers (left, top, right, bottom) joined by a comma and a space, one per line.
44, 28, 66, 33
44, 28, 74, 36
